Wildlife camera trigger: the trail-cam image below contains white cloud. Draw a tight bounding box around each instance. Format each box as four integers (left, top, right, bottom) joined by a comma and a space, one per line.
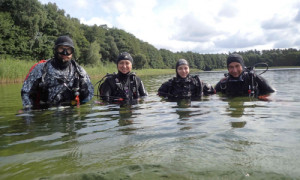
218, 3, 239, 18
262, 15, 293, 30
80, 17, 112, 27
295, 9, 300, 22
215, 31, 266, 48
274, 40, 295, 49
172, 13, 221, 42
39, 0, 300, 53
295, 39, 300, 46
75, 0, 88, 8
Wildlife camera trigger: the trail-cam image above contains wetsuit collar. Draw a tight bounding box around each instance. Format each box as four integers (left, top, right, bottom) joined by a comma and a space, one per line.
176, 74, 190, 81
117, 71, 131, 82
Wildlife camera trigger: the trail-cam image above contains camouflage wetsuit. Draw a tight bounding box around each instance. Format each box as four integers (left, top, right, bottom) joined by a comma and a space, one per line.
21, 58, 94, 108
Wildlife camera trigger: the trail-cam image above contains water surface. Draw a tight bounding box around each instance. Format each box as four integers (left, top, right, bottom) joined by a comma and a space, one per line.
0, 69, 300, 179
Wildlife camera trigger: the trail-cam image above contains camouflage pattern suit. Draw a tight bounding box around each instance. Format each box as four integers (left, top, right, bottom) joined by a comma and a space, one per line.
21, 58, 94, 108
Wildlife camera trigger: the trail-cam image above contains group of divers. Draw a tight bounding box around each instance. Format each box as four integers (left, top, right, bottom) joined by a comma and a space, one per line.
21, 35, 275, 110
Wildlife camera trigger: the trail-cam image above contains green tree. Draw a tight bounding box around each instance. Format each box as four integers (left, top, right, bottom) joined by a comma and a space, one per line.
0, 0, 47, 37
194, 54, 205, 69
30, 33, 53, 60
84, 41, 101, 66
101, 35, 119, 63
133, 54, 147, 69
159, 49, 176, 68
0, 12, 17, 54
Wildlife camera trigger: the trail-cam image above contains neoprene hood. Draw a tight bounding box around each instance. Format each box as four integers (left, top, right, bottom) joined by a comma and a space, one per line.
55, 36, 74, 49
117, 52, 133, 64
176, 59, 189, 69
227, 54, 245, 67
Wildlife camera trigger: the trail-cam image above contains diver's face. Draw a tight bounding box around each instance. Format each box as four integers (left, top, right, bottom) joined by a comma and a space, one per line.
228, 62, 243, 78
118, 60, 132, 74
57, 45, 73, 62
177, 65, 189, 78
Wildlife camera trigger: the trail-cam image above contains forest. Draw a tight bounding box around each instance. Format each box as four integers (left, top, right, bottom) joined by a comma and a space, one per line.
1, 0, 300, 70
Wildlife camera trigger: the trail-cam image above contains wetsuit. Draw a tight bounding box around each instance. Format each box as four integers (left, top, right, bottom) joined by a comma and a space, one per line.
21, 58, 94, 108
99, 72, 147, 102
158, 75, 215, 99
215, 71, 275, 96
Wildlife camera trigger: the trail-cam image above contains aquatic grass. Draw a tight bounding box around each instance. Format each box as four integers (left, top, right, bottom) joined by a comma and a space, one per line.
134, 69, 175, 76
3, 56, 297, 84
84, 62, 117, 79
0, 58, 182, 83
85, 63, 177, 78
0, 58, 36, 83
134, 68, 200, 76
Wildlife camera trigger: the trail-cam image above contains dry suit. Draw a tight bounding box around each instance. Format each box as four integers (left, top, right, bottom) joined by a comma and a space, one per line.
21, 58, 94, 109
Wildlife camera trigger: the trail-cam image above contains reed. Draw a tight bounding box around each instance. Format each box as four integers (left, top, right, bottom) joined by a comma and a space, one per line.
86, 64, 176, 80
134, 69, 174, 76
0, 58, 36, 83
84, 62, 117, 79
0, 58, 177, 83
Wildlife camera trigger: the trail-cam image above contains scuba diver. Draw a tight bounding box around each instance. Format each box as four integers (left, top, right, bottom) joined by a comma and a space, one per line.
97, 52, 147, 103
21, 35, 94, 109
215, 53, 275, 97
158, 59, 215, 99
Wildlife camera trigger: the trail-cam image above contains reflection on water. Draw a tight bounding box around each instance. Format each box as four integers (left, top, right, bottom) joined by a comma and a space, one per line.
1, 69, 300, 179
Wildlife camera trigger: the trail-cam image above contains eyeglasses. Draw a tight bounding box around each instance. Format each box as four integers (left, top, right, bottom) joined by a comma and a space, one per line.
57, 46, 74, 55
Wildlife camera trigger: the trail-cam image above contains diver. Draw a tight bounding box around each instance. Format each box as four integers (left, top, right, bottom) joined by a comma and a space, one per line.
215, 53, 275, 97
158, 59, 215, 99
21, 35, 94, 109
97, 52, 147, 103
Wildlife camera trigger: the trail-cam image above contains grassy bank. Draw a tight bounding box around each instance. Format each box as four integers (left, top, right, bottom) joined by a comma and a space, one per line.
0, 58, 176, 84
2, 58, 298, 84
0, 59, 34, 83
85, 64, 175, 79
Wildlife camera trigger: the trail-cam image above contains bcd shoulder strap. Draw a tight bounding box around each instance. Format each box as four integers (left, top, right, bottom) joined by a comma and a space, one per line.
95, 72, 117, 97
25, 59, 47, 81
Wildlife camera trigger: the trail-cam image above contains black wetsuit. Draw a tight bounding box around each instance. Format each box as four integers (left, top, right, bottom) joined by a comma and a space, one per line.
215, 71, 275, 96
158, 75, 215, 99
99, 72, 147, 102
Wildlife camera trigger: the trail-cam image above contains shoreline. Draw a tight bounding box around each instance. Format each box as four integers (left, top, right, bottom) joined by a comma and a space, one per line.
0, 68, 178, 84
1, 66, 300, 84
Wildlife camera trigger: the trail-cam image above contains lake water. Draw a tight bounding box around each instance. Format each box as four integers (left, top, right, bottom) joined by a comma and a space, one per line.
1, 69, 300, 180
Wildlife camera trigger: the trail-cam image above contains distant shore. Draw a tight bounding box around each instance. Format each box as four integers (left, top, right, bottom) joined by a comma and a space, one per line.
0, 59, 176, 84
1, 59, 300, 84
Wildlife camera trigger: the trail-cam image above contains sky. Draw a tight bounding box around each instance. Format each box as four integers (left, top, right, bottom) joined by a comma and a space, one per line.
39, 0, 300, 54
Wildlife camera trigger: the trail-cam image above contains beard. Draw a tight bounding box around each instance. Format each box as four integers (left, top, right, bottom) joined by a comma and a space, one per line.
53, 53, 72, 70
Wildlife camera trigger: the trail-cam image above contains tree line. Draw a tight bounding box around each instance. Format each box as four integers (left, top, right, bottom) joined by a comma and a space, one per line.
1, 0, 300, 70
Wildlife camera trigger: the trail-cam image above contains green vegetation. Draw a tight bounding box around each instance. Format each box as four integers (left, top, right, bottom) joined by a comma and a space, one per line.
84, 62, 176, 78
84, 62, 117, 79
233, 49, 300, 67
1, 0, 300, 83
0, 58, 176, 83
0, 58, 35, 83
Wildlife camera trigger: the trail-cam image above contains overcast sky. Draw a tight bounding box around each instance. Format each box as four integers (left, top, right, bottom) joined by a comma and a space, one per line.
39, 0, 300, 54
